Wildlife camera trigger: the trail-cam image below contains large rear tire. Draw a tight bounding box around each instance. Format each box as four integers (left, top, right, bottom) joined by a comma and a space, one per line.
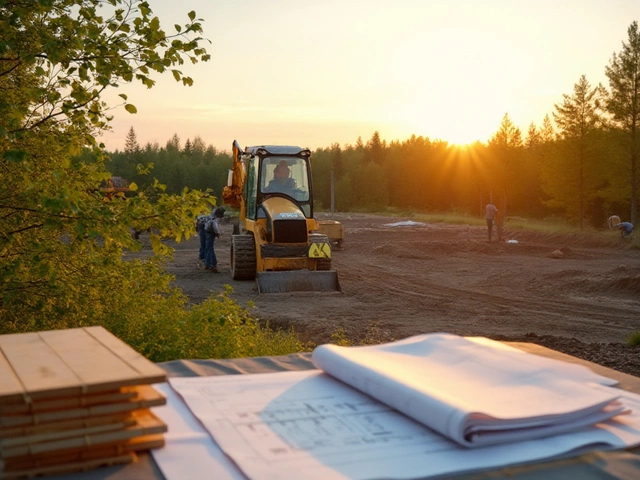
309, 233, 332, 271
231, 234, 256, 280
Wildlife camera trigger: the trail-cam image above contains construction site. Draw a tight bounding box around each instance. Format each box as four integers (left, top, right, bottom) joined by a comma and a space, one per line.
153, 212, 640, 377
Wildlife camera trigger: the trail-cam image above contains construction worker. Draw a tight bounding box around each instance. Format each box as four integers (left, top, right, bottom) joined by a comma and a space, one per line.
265, 160, 297, 194
485, 203, 498, 242
616, 222, 634, 238
195, 212, 208, 268
204, 207, 225, 272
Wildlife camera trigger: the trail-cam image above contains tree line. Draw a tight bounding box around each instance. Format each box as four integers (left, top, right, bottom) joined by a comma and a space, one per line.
109, 21, 639, 230
106, 128, 233, 199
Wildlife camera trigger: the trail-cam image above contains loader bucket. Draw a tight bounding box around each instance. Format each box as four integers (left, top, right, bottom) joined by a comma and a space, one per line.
256, 270, 341, 294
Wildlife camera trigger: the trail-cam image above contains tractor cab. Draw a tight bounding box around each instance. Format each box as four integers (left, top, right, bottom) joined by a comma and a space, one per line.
260, 155, 310, 203
241, 145, 315, 222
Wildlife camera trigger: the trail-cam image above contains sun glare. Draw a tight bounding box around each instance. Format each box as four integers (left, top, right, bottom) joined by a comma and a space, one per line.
433, 128, 483, 146
388, 103, 496, 147
377, 28, 515, 147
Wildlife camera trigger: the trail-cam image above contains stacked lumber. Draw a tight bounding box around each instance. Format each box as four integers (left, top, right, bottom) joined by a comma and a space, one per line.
0, 326, 168, 479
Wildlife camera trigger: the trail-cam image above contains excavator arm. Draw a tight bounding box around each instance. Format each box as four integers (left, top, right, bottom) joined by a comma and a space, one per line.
222, 140, 246, 208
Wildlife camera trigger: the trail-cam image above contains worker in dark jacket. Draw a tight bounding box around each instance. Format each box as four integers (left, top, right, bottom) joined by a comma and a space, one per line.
616, 222, 634, 238
196, 213, 207, 267
204, 207, 225, 272
265, 160, 297, 195
485, 203, 498, 242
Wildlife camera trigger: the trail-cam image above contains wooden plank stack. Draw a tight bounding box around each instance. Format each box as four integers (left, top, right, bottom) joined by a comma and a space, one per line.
0, 326, 168, 478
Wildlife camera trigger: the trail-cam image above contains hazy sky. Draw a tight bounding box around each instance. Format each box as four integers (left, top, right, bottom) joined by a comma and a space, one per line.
100, 0, 638, 153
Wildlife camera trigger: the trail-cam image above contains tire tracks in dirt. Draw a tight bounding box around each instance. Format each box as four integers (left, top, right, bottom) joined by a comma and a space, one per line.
335, 248, 640, 342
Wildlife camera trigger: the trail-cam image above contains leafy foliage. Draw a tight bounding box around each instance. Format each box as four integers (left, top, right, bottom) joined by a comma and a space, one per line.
104, 285, 304, 363
1, 0, 210, 138
0, 1, 304, 361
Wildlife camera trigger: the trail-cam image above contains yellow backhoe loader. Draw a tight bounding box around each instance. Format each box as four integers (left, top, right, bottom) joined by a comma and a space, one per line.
222, 141, 341, 293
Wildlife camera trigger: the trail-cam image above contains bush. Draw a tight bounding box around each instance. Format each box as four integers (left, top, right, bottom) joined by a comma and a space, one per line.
0, 246, 304, 362
122, 285, 305, 362
628, 331, 640, 346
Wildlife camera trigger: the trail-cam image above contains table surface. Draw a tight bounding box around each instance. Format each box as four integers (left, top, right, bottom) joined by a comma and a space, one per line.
54, 343, 640, 480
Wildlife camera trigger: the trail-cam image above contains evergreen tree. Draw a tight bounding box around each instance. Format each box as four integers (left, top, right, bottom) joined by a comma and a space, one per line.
540, 115, 556, 143
166, 133, 181, 152
522, 122, 546, 217
548, 75, 606, 228
335, 174, 355, 211
365, 131, 386, 165
144, 141, 160, 154
183, 138, 192, 156
490, 114, 523, 148
362, 162, 389, 208
488, 114, 523, 216
605, 21, 640, 226
330, 144, 343, 211
191, 136, 207, 157
204, 145, 217, 164
525, 122, 541, 148
331, 143, 343, 176
124, 126, 140, 160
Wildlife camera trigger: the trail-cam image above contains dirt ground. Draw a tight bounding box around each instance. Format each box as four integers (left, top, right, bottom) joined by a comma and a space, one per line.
157, 212, 640, 377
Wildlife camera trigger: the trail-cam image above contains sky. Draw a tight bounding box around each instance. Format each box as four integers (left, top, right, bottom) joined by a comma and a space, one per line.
99, 0, 639, 153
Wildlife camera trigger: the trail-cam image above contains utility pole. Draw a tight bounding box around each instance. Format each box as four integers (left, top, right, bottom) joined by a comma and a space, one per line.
330, 170, 335, 213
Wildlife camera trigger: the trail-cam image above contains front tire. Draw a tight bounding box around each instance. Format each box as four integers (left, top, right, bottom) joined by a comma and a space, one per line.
231, 234, 256, 280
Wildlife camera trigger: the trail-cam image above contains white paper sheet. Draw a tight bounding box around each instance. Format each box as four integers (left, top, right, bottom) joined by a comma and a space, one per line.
311, 334, 624, 446
151, 383, 248, 480
169, 370, 640, 480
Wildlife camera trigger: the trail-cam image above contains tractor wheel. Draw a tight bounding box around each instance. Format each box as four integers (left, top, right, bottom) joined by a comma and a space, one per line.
309, 233, 332, 271
231, 234, 256, 280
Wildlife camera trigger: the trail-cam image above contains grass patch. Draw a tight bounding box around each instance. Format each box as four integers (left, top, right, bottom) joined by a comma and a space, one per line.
506, 217, 581, 234
412, 211, 484, 226
628, 331, 640, 346
331, 207, 639, 247
333, 207, 485, 226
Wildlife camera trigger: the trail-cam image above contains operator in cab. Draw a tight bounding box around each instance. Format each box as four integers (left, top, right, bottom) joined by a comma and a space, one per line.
265, 160, 297, 195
